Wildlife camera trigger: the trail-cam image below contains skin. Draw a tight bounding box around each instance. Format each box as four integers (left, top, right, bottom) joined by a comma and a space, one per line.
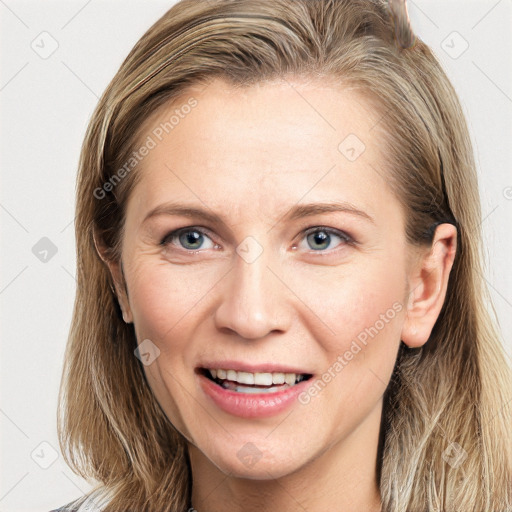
96, 77, 457, 512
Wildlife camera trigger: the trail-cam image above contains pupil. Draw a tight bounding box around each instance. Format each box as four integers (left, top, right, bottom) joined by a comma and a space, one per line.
308, 231, 329, 250
180, 231, 202, 249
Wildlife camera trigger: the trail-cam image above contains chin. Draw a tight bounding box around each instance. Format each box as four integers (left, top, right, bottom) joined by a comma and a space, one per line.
201, 438, 316, 480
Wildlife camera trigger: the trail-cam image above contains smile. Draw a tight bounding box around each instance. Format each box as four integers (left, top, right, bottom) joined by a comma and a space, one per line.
197, 367, 314, 418
203, 368, 311, 393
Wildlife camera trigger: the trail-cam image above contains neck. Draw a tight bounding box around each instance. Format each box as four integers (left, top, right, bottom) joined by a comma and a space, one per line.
188, 400, 383, 512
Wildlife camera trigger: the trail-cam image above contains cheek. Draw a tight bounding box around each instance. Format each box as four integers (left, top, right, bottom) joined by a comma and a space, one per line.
294, 257, 406, 414
124, 260, 215, 438
292, 255, 406, 355
127, 259, 220, 343
346, 274, 405, 397
290, 261, 406, 434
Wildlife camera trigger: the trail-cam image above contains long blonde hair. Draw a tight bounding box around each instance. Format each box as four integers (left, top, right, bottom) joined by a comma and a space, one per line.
58, 1, 512, 510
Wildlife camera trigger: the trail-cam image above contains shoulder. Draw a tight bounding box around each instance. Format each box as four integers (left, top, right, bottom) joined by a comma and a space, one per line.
48, 496, 87, 512
49, 491, 111, 512
49, 505, 79, 512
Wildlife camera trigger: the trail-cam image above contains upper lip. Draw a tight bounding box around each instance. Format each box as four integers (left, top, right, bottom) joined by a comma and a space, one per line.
197, 360, 313, 375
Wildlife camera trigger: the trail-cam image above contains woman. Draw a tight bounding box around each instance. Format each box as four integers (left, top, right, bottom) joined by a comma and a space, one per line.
52, 0, 512, 511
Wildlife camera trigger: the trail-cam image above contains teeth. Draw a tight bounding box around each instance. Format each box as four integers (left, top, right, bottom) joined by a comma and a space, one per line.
207, 368, 306, 386
255, 372, 273, 386
272, 373, 285, 385
237, 372, 254, 385
284, 373, 296, 386
226, 383, 288, 394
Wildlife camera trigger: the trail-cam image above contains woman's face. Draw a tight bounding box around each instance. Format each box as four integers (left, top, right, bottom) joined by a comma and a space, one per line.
116, 77, 415, 479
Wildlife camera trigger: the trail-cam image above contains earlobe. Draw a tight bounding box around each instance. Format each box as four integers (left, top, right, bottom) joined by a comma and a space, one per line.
92, 228, 134, 324
110, 262, 134, 324
401, 223, 457, 348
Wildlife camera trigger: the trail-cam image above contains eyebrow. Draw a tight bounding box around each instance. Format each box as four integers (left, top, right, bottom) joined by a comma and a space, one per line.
142, 200, 374, 226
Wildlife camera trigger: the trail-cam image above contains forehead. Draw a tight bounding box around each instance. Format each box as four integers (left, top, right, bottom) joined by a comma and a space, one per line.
125, 76, 400, 229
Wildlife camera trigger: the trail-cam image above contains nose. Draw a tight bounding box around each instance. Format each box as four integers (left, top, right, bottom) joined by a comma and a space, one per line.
213, 244, 291, 340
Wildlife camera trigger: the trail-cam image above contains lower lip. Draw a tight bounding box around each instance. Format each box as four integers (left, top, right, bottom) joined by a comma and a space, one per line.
198, 372, 313, 418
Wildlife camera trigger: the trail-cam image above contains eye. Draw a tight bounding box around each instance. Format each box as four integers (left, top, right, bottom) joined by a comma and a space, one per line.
160, 225, 354, 254
160, 227, 217, 252
295, 226, 354, 253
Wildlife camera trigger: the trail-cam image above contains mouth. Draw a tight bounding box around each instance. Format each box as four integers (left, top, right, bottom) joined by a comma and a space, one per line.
198, 367, 313, 394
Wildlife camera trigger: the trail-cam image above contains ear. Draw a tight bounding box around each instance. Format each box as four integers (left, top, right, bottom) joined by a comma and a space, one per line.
401, 223, 457, 348
93, 228, 133, 324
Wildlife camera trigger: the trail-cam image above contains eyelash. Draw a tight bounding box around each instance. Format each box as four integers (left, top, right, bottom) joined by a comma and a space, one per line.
159, 225, 355, 255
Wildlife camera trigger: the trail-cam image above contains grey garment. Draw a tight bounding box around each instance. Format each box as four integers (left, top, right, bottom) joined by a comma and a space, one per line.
48, 492, 111, 512
49, 497, 83, 512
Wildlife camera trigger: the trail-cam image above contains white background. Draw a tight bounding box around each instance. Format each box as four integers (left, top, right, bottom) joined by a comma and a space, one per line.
1, 1, 511, 511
